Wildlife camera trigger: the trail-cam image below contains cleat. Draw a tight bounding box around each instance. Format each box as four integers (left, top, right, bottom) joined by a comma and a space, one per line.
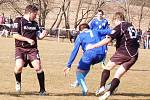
70, 81, 79, 88
16, 81, 21, 93
82, 91, 87, 96
105, 83, 118, 94
39, 90, 46, 96
95, 86, 105, 96
105, 83, 111, 91
95, 83, 118, 96
99, 91, 111, 100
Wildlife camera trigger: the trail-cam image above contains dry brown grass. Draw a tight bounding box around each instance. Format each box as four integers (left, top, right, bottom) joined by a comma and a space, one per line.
0, 37, 150, 100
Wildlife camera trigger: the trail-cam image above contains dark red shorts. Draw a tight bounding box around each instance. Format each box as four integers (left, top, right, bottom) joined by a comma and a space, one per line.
110, 52, 138, 70
15, 47, 40, 62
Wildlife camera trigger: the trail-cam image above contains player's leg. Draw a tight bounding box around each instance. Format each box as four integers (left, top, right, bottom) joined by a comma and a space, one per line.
95, 60, 116, 96
32, 60, 46, 95
76, 70, 89, 96
99, 65, 125, 100
29, 49, 46, 95
75, 50, 93, 95
71, 68, 89, 88
14, 58, 24, 93
99, 55, 138, 100
97, 52, 128, 95
14, 48, 25, 93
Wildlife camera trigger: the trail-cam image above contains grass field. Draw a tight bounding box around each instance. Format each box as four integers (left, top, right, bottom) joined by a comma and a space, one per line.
0, 37, 150, 100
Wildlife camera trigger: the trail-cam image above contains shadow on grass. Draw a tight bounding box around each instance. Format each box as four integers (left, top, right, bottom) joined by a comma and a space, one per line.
0, 91, 95, 97
0, 91, 40, 97
130, 69, 150, 72
0, 91, 149, 98
115, 92, 150, 97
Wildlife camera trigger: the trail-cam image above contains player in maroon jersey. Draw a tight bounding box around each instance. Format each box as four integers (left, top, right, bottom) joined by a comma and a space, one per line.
86, 12, 139, 100
11, 4, 47, 95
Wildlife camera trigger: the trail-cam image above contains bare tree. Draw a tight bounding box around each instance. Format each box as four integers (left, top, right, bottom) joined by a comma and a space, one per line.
138, 2, 145, 29
26, 0, 52, 27
73, 0, 107, 29
54, 0, 70, 29
49, 7, 61, 31
0, 0, 53, 27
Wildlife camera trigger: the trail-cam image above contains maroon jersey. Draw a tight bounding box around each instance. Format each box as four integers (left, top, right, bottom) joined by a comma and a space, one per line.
109, 22, 139, 57
11, 17, 39, 48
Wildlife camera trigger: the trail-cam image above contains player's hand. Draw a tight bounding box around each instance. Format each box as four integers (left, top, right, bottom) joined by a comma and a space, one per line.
38, 30, 48, 39
42, 30, 48, 36
64, 67, 70, 77
86, 44, 94, 50
27, 38, 35, 45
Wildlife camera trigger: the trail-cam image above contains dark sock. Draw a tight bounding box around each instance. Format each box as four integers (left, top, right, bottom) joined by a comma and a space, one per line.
109, 78, 120, 94
37, 71, 45, 92
100, 69, 110, 87
14, 72, 21, 83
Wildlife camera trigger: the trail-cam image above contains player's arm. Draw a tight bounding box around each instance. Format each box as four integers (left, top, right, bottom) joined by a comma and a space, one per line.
36, 28, 48, 40
64, 36, 81, 76
98, 28, 112, 36
86, 35, 112, 50
88, 19, 94, 29
103, 19, 109, 29
86, 26, 119, 50
66, 36, 81, 68
13, 34, 35, 45
12, 18, 35, 45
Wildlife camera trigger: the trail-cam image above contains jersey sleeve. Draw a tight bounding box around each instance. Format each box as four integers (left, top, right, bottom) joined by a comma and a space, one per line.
108, 25, 121, 40
88, 19, 95, 29
98, 28, 112, 36
11, 17, 21, 34
67, 35, 81, 68
36, 24, 41, 38
104, 19, 109, 29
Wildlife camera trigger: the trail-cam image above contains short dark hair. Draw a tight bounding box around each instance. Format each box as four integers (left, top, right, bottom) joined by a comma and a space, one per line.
25, 5, 39, 14
79, 23, 90, 31
98, 9, 104, 15
113, 12, 125, 21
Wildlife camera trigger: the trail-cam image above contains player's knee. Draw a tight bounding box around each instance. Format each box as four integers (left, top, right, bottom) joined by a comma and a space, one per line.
104, 65, 113, 70
104, 61, 116, 70
15, 66, 22, 73
34, 66, 42, 73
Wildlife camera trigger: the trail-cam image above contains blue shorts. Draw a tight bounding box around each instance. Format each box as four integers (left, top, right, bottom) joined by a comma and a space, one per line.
78, 50, 105, 70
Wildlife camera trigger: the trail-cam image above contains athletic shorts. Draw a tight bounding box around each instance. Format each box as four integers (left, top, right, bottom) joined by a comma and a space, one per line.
15, 47, 40, 62
78, 50, 105, 70
110, 51, 138, 70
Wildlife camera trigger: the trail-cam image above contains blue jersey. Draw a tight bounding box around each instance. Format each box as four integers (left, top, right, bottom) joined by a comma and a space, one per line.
89, 18, 110, 51
67, 29, 111, 68
89, 18, 109, 30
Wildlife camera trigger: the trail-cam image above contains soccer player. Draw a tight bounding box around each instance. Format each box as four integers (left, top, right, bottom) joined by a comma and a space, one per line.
11, 4, 47, 95
89, 9, 109, 31
86, 12, 139, 100
64, 23, 111, 96
89, 10, 110, 67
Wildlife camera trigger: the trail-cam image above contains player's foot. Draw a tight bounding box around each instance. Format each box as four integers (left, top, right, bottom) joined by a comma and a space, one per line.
70, 81, 79, 88
105, 83, 118, 94
82, 91, 88, 96
82, 91, 87, 96
39, 90, 46, 96
16, 81, 21, 93
95, 86, 105, 96
95, 84, 111, 96
99, 91, 111, 100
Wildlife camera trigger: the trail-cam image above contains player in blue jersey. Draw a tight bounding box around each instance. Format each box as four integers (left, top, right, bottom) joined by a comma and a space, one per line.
89, 9, 110, 68
64, 23, 111, 96
89, 9, 109, 31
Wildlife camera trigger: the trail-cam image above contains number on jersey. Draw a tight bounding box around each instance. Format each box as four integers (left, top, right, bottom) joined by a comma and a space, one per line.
128, 26, 138, 39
